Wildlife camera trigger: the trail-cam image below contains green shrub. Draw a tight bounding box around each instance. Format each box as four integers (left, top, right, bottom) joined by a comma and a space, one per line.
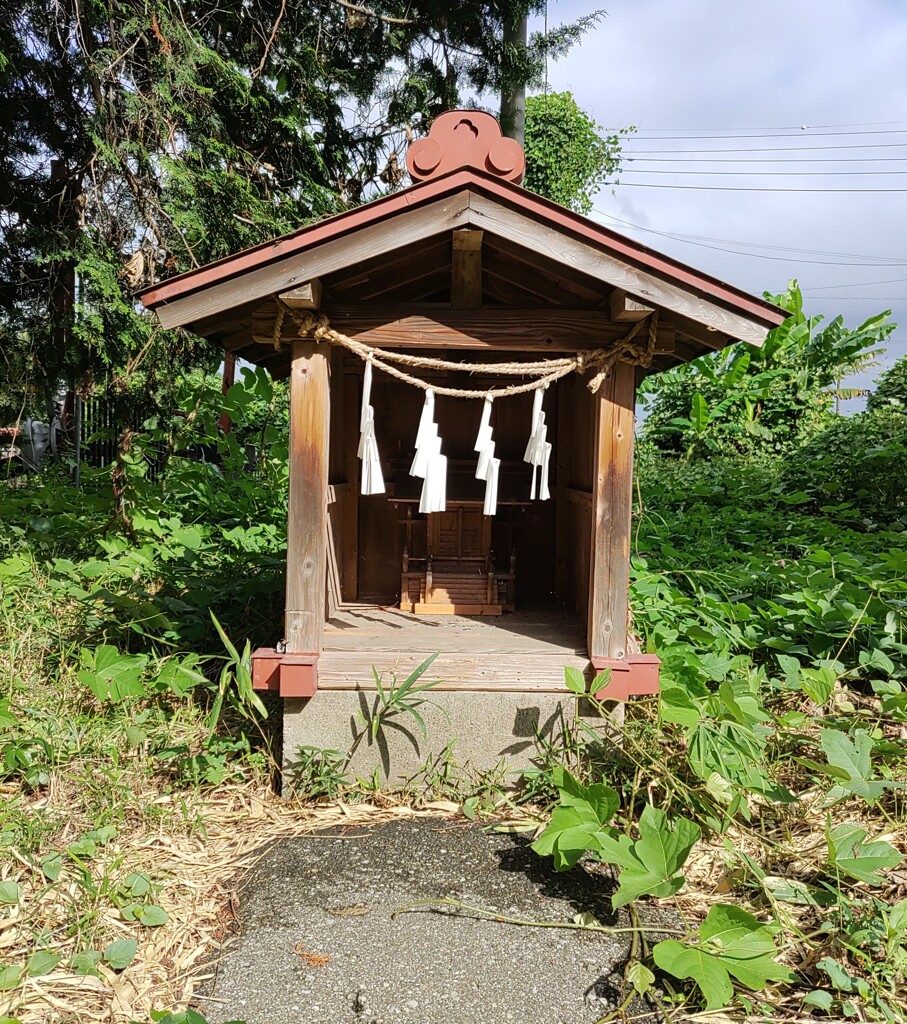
782, 408, 907, 516
868, 354, 907, 413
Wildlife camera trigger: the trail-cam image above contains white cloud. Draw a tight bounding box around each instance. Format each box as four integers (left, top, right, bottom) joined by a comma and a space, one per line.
539, 0, 907, 393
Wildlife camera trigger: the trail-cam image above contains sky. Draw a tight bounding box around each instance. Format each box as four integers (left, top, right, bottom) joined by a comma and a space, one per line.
536, 0, 907, 401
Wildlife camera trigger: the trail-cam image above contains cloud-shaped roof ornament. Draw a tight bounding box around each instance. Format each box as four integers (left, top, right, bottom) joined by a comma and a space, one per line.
406, 110, 526, 185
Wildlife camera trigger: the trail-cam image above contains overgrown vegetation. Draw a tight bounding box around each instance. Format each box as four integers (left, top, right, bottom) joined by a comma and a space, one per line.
2, 283, 906, 1020
523, 91, 628, 213
520, 296, 907, 1019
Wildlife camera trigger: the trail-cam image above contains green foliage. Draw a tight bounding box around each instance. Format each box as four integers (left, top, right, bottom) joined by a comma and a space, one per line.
0, 1, 600, 421
364, 653, 443, 741
817, 729, 901, 806
594, 805, 700, 909
826, 824, 904, 886
530, 768, 619, 870
653, 905, 795, 1010
782, 407, 907, 517
523, 91, 627, 213
528, 439, 907, 1015
868, 354, 907, 413
640, 282, 895, 459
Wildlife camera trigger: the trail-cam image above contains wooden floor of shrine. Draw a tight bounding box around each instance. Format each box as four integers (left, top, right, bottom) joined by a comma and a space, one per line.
319, 604, 589, 692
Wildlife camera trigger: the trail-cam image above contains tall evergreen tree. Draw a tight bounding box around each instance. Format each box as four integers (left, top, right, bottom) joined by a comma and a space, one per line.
0, 2, 601, 419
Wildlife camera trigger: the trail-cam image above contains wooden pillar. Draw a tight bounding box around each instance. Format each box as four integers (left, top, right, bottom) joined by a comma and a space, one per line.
587, 361, 635, 664
285, 339, 330, 654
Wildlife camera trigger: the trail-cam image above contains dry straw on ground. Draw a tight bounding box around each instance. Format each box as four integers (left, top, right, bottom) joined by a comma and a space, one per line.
0, 785, 450, 1024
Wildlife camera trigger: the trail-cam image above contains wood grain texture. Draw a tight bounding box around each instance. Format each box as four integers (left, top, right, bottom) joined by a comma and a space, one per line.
156, 193, 471, 329
323, 306, 624, 351
609, 288, 654, 322
588, 360, 635, 662
285, 339, 330, 654
465, 194, 771, 346
451, 228, 483, 309
280, 279, 323, 309
318, 606, 590, 691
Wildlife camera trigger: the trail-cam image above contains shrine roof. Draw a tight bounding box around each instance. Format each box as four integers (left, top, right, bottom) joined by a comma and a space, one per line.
138, 111, 787, 369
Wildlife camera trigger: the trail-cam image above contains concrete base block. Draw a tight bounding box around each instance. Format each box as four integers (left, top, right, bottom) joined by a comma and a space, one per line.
282, 691, 611, 791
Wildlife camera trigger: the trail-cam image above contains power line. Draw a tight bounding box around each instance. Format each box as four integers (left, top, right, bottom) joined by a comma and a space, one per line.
802, 295, 906, 301
806, 277, 907, 291
618, 129, 907, 140
621, 168, 907, 176
593, 210, 907, 267
626, 156, 907, 164
605, 120, 907, 132
602, 181, 907, 193
622, 143, 907, 154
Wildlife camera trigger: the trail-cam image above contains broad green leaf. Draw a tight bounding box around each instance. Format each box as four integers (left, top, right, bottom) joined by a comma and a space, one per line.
531, 770, 618, 871
0, 965, 22, 991
816, 956, 871, 998
26, 951, 61, 977
654, 904, 794, 1011
762, 876, 834, 907
660, 686, 702, 732
626, 960, 655, 997
589, 668, 611, 696
803, 990, 834, 1010
860, 648, 895, 675
653, 940, 733, 1010
137, 905, 169, 927
887, 898, 907, 936
690, 392, 709, 433
799, 666, 836, 705
69, 950, 102, 976
718, 679, 769, 726
699, 905, 794, 991
0, 882, 20, 905
827, 823, 903, 885
102, 938, 137, 970
820, 729, 896, 805
123, 871, 152, 897
40, 852, 62, 882
563, 666, 586, 695
594, 804, 700, 909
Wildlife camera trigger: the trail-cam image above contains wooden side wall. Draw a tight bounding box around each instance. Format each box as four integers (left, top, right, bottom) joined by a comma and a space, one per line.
554, 374, 596, 622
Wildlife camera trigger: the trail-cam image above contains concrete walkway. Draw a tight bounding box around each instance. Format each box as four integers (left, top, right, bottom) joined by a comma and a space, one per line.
203, 818, 665, 1024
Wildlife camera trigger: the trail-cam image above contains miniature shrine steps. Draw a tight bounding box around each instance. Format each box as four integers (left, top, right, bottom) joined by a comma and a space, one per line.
319, 605, 591, 693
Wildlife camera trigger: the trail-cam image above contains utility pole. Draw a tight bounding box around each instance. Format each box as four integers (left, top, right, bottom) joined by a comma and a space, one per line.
499, 12, 528, 145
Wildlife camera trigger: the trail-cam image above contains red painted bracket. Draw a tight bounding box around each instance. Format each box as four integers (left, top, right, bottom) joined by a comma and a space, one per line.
252, 648, 318, 698
590, 654, 661, 701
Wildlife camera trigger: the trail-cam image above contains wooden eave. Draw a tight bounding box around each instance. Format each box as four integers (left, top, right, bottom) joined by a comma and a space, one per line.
138, 167, 787, 374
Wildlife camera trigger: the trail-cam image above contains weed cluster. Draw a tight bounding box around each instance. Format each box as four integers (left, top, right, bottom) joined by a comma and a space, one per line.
525, 455, 907, 1020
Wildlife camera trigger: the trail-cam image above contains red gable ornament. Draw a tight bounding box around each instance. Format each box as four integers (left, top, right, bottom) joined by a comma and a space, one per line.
406, 110, 525, 184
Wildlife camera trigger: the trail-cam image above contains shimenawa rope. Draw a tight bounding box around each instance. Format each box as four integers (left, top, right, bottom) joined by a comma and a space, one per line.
273, 302, 658, 399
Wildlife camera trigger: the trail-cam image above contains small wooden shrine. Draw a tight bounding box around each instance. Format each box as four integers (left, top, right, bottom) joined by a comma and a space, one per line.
140, 112, 786, 719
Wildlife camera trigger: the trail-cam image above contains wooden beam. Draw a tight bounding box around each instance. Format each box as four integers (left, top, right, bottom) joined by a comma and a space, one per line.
279, 279, 323, 309
451, 228, 483, 309
285, 339, 330, 655
157, 192, 472, 330
609, 288, 654, 322
320, 307, 628, 352
465, 193, 771, 346
663, 311, 733, 352
588, 360, 635, 664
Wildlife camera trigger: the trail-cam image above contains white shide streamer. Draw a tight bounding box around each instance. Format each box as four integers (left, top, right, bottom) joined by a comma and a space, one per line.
523, 384, 551, 501
410, 389, 447, 513
474, 395, 500, 517
357, 360, 385, 495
